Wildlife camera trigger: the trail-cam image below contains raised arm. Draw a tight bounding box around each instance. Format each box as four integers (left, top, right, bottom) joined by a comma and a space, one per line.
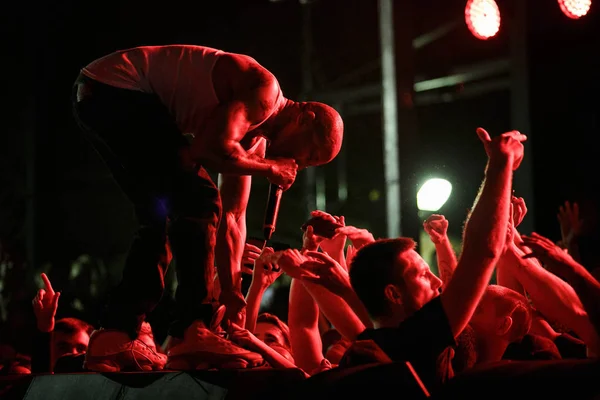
522, 232, 600, 355
229, 323, 307, 376
288, 279, 324, 374
277, 249, 367, 341
423, 214, 457, 288
501, 240, 598, 354
245, 247, 283, 333
31, 273, 60, 373
441, 128, 526, 337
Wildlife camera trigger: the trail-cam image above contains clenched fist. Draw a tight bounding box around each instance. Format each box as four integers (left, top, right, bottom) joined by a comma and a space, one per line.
477, 128, 527, 171
268, 158, 298, 191
423, 214, 449, 245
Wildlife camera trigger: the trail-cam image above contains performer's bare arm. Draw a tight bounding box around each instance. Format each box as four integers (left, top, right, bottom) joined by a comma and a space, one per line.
189, 58, 295, 188
215, 141, 266, 323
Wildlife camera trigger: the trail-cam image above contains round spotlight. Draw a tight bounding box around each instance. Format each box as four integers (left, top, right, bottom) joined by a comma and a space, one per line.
417, 179, 453, 212
465, 0, 501, 40
558, 0, 592, 19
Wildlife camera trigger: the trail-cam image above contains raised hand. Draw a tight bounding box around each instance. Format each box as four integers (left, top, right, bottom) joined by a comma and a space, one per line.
228, 322, 260, 349
312, 212, 347, 257
302, 225, 323, 252
512, 196, 528, 228
345, 245, 357, 267
521, 232, 577, 279
476, 127, 527, 170
301, 251, 352, 297
335, 225, 375, 251
32, 273, 60, 332
268, 158, 298, 191
423, 214, 449, 245
557, 201, 582, 246
251, 247, 283, 288
276, 249, 318, 280
242, 242, 263, 274
301, 210, 344, 251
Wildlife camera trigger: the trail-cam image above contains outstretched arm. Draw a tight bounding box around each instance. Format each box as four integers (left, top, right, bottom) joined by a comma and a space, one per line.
441, 128, 525, 337
31, 273, 60, 373
423, 214, 457, 288
245, 247, 282, 333
522, 232, 600, 355
288, 279, 324, 374
503, 242, 597, 353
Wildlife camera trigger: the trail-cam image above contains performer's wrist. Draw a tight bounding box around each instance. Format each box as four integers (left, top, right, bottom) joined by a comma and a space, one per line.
266, 163, 277, 180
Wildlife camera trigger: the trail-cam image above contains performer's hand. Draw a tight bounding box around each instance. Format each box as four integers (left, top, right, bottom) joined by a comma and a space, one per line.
269, 158, 298, 191
32, 273, 60, 333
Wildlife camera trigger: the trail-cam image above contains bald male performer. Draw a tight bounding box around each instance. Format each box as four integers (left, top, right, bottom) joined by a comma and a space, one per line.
72, 45, 343, 371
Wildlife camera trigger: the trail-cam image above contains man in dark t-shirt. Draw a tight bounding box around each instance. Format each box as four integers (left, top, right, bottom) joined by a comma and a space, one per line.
339, 128, 527, 392
348, 297, 456, 389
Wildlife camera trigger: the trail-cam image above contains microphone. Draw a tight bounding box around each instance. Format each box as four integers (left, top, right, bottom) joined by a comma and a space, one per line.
242, 183, 283, 273
263, 183, 283, 244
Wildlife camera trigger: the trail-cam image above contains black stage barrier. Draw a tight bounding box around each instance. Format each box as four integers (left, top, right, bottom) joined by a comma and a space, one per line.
2, 359, 600, 400
288, 362, 430, 399
0, 368, 306, 400
432, 359, 600, 399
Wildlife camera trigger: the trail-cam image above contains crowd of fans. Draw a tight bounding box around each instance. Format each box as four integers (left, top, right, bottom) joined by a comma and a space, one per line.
2, 127, 600, 399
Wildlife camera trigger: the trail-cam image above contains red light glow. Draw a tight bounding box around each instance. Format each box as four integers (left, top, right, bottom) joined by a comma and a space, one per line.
558, 0, 592, 19
465, 0, 501, 40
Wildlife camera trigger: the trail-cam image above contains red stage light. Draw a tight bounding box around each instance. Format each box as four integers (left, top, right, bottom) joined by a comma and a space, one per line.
558, 0, 592, 19
465, 0, 501, 40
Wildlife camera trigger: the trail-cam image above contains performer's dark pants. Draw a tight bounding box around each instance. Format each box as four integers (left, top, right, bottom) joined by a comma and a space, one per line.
72, 75, 221, 339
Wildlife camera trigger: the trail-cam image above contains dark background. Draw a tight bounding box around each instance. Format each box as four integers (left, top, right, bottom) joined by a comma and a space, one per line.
1, 0, 599, 344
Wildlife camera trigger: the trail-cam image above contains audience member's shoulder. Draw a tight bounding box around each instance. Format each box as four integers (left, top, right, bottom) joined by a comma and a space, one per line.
453, 324, 478, 373
339, 339, 393, 368
503, 334, 562, 361
554, 333, 587, 359
404, 296, 449, 328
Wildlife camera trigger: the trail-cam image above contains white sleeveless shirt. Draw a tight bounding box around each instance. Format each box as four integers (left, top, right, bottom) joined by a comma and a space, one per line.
82, 45, 244, 136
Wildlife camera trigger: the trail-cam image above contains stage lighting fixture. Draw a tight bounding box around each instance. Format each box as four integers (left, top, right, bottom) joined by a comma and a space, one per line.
465, 0, 501, 40
558, 0, 592, 19
417, 179, 453, 212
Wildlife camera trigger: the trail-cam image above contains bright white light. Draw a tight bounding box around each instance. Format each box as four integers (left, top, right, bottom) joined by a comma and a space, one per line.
417, 179, 453, 212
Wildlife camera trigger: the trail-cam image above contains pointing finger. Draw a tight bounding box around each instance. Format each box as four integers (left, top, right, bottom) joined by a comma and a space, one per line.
476, 127, 491, 142
41, 273, 54, 295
